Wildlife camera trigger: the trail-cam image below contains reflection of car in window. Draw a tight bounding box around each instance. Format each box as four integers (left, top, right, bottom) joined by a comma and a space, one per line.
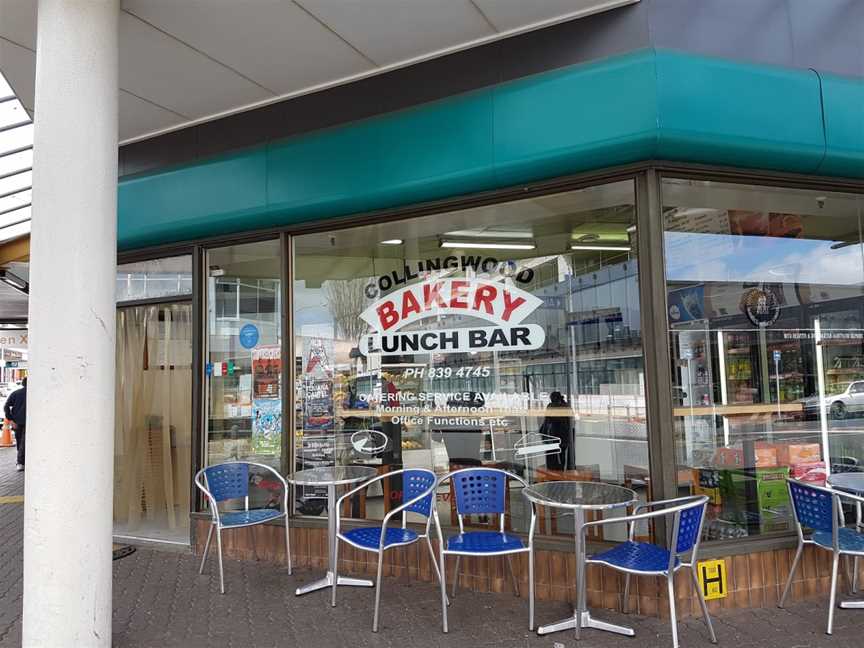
800, 381, 864, 420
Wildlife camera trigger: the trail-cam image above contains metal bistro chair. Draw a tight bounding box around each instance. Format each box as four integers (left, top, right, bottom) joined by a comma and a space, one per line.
779, 479, 864, 634
584, 495, 716, 648
195, 461, 292, 594
434, 467, 536, 633
333, 468, 443, 632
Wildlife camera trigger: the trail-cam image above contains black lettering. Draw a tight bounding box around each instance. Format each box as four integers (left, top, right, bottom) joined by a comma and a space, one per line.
489, 328, 508, 347
469, 329, 487, 347
425, 258, 441, 272
420, 332, 438, 351
511, 327, 531, 346
443, 256, 458, 269
516, 268, 534, 284
481, 257, 497, 272
401, 334, 418, 352
700, 565, 724, 595
382, 336, 399, 353
393, 270, 406, 286
440, 330, 459, 350
462, 255, 481, 272
379, 275, 392, 292
404, 265, 418, 281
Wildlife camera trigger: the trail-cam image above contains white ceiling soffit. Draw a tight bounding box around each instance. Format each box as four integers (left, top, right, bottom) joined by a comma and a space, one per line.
0, 0, 639, 144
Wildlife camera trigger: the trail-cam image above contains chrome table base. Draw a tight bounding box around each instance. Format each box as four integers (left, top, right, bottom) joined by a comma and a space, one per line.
295, 571, 374, 596
538, 610, 634, 637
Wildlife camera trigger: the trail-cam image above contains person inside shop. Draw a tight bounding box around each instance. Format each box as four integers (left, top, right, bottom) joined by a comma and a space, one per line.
4, 377, 26, 472
542, 391, 572, 471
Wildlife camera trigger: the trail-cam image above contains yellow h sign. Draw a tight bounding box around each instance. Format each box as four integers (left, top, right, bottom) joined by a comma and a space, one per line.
697, 559, 727, 600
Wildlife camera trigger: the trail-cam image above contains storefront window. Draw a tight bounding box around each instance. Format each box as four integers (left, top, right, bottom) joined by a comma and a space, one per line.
117, 255, 192, 302
204, 240, 284, 477
663, 178, 864, 541
293, 180, 648, 537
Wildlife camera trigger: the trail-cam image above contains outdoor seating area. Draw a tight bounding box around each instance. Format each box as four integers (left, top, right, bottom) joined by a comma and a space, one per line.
190, 462, 862, 646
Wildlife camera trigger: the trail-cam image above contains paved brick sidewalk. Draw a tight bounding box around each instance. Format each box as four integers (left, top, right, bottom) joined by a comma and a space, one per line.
0, 445, 862, 647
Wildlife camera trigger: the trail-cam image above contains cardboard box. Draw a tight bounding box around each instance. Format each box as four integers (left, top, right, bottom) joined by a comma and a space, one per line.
713, 447, 744, 467
754, 442, 779, 467
719, 466, 791, 515
790, 461, 827, 485
777, 443, 821, 466
713, 444, 777, 468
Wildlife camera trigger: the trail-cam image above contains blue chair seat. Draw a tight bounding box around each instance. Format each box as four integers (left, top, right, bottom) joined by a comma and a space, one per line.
342, 526, 419, 550
588, 541, 679, 573
813, 527, 864, 553
446, 531, 524, 553
220, 508, 282, 527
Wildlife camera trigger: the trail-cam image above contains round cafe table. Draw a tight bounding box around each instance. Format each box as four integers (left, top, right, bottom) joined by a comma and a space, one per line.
289, 465, 378, 596
827, 472, 864, 606
523, 481, 637, 638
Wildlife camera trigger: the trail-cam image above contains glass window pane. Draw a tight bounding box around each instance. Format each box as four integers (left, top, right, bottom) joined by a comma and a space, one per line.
205, 240, 283, 480
0, 123, 33, 155
0, 149, 32, 178
293, 180, 648, 540
663, 178, 864, 542
116, 255, 193, 302
0, 169, 31, 197
0, 99, 28, 130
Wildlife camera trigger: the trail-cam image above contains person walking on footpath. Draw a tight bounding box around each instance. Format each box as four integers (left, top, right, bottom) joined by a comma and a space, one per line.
4, 377, 26, 471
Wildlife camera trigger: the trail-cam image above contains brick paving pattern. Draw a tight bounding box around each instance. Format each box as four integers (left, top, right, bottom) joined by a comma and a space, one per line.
0, 445, 861, 646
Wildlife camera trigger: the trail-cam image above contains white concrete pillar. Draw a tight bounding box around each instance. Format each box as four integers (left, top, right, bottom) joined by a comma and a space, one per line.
23, 1, 119, 646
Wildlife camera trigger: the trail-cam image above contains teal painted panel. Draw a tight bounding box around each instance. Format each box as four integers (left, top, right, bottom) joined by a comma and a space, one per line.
265, 89, 495, 227
493, 50, 658, 185
818, 73, 864, 178
118, 150, 267, 249
655, 50, 826, 173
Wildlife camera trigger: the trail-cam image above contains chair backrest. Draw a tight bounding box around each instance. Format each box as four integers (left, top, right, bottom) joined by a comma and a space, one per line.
451, 468, 506, 516
788, 479, 834, 533
675, 500, 706, 554
204, 462, 249, 503
402, 469, 437, 517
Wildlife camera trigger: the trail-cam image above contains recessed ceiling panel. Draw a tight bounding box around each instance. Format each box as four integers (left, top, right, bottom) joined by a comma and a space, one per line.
122, 0, 374, 95
0, 0, 37, 50
474, 0, 638, 32
299, 0, 495, 66
0, 38, 35, 112
118, 11, 273, 119
118, 90, 185, 142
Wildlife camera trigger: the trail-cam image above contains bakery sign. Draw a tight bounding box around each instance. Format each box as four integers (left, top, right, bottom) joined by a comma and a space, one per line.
359, 278, 545, 355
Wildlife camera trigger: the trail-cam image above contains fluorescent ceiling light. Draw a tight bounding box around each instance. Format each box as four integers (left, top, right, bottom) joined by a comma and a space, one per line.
570, 245, 631, 252
445, 229, 533, 239
380, 239, 403, 245
440, 240, 536, 250
0, 269, 28, 294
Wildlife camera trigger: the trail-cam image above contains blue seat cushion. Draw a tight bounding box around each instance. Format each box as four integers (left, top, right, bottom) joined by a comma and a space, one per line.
445, 531, 524, 554
588, 541, 678, 573
220, 508, 282, 527
813, 527, 864, 553
342, 526, 419, 550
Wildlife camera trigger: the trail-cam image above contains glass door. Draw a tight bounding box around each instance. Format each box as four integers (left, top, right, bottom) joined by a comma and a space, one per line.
114, 302, 193, 544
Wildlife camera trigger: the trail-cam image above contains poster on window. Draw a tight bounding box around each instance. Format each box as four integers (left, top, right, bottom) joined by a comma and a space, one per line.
252, 345, 281, 399
251, 398, 281, 455
302, 338, 334, 432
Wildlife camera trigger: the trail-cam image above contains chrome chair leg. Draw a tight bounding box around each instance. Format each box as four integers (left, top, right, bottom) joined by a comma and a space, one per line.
373, 548, 385, 632
451, 555, 461, 598
440, 552, 449, 633
779, 543, 803, 608
425, 536, 449, 606
528, 548, 535, 631
506, 555, 520, 597
199, 524, 214, 575
828, 553, 840, 635
854, 556, 861, 594
216, 526, 225, 595
667, 573, 679, 648
284, 518, 292, 575
331, 537, 339, 608
691, 566, 717, 643
623, 573, 631, 613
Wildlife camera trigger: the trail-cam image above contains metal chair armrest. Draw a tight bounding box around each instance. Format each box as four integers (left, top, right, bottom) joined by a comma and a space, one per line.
582, 497, 707, 536
381, 480, 437, 527
633, 495, 703, 514
193, 469, 221, 524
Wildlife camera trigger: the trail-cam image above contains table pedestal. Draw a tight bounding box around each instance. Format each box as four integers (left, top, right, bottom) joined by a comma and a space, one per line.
538, 610, 635, 637
536, 508, 633, 639
295, 483, 374, 596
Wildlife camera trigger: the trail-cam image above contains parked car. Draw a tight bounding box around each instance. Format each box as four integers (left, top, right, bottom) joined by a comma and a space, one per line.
800, 381, 864, 420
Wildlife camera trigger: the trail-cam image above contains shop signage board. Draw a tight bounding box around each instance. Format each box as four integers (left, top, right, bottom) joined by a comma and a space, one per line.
358, 278, 545, 355
697, 559, 727, 600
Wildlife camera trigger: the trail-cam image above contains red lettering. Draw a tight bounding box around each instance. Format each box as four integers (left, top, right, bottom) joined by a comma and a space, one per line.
376, 301, 399, 331
450, 280, 469, 308
472, 283, 497, 315
402, 289, 422, 318
501, 291, 527, 322
423, 282, 447, 309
